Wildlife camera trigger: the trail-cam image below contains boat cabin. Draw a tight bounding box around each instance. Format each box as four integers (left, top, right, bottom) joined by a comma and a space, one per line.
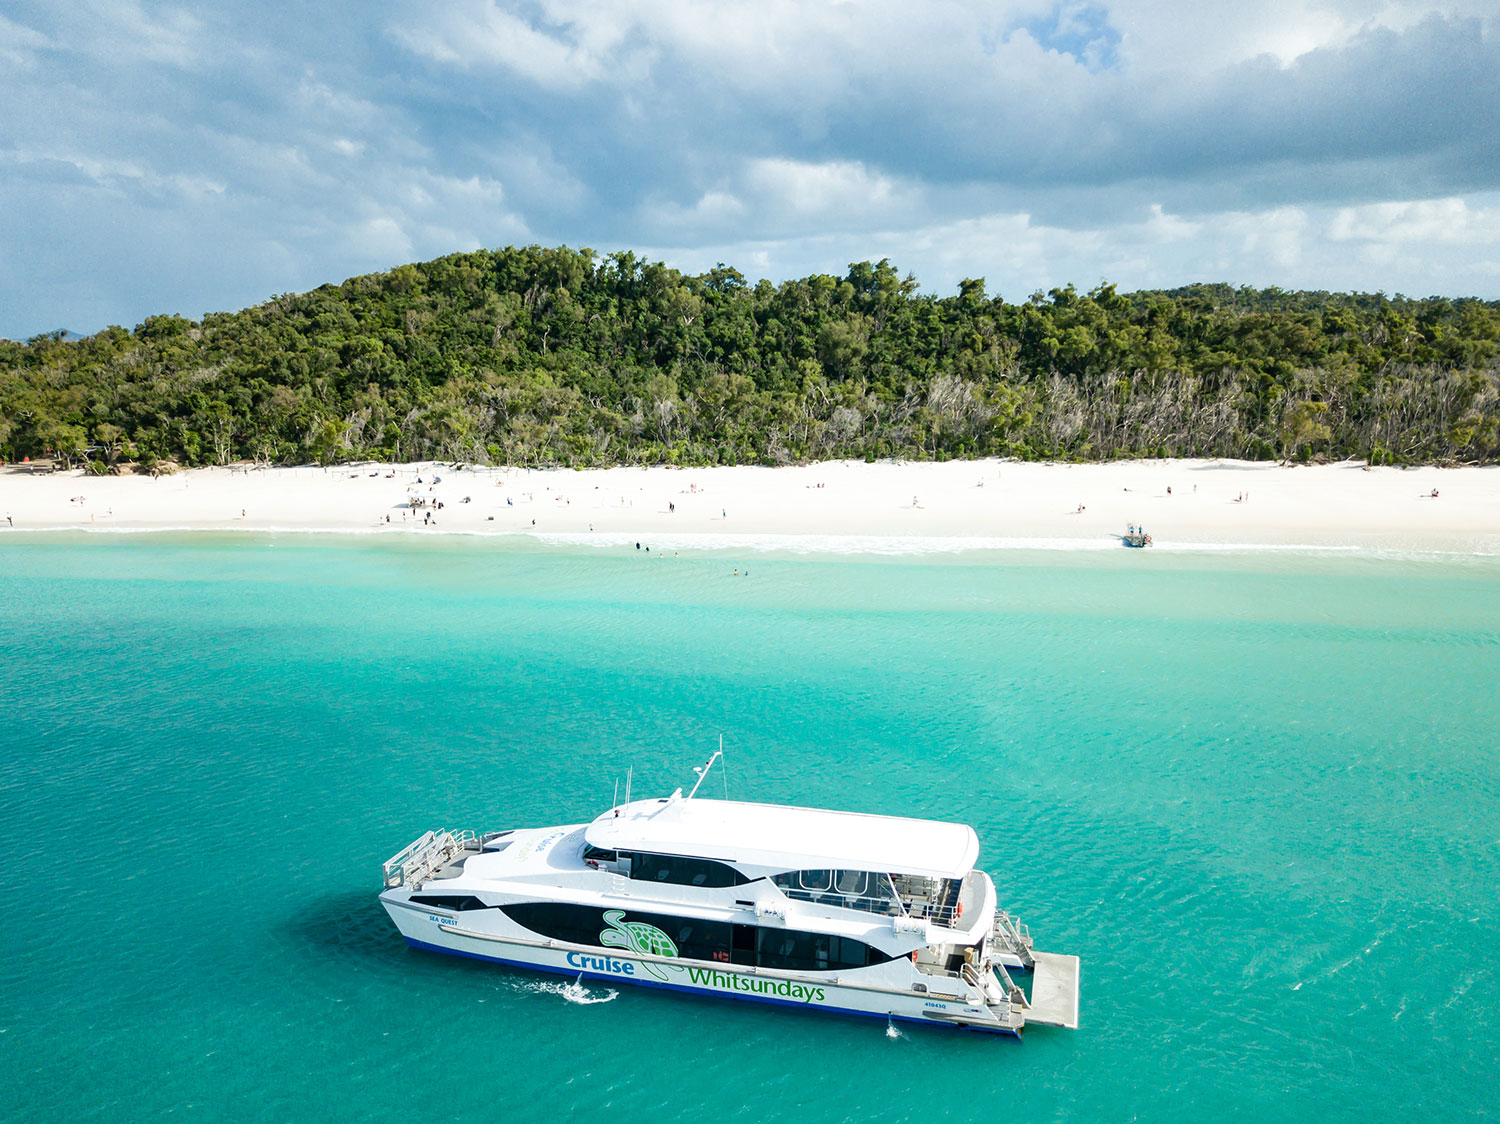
583, 795, 983, 928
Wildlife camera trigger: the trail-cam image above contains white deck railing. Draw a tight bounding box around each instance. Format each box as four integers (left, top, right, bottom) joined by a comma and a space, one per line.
382, 830, 477, 889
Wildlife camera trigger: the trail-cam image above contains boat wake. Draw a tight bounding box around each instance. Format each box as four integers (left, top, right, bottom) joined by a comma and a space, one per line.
531, 976, 619, 1006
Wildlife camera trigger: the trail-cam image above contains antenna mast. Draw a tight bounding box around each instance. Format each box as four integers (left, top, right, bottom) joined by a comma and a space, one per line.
687, 743, 723, 800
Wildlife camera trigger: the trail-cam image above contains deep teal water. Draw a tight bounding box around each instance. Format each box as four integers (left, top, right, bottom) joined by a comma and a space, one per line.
1, 534, 1498, 1122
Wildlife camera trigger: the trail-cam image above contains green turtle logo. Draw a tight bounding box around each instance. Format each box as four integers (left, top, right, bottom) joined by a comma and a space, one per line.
600, 910, 679, 981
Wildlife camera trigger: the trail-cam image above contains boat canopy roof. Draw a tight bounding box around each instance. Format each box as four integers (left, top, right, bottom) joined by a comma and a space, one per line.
584, 797, 979, 880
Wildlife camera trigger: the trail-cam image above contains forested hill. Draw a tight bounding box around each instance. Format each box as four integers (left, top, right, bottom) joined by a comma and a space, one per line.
4, 245, 1499, 471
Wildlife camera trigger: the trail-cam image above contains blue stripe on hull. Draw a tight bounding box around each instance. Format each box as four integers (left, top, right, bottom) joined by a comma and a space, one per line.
403, 936, 1018, 1037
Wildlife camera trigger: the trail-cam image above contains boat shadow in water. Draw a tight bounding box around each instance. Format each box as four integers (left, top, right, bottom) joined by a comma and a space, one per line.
280, 889, 419, 978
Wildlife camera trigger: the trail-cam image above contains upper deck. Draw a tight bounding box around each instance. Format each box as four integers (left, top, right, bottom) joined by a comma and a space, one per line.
584, 796, 979, 880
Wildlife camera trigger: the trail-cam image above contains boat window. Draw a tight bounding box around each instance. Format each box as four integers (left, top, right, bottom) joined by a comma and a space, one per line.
582, 844, 617, 863
503, 903, 732, 961
864, 873, 898, 902
503, 903, 602, 947
621, 851, 750, 888
502, 903, 893, 972
410, 895, 486, 912
755, 928, 893, 972
771, 870, 901, 915
797, 869, 833, 892
834, 870, 867, 896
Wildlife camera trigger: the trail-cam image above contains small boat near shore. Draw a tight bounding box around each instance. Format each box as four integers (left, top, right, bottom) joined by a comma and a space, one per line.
379, 752, 1080, 1036
1122, 524, 1152, 547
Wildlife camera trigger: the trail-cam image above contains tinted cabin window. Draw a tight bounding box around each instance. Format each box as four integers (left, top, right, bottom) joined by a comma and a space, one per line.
622, 851, 750, 888
503, 903, 732, 961
756, 928, 891, 972
582, 844, 617, 863
410, 895, 486, 912
500, 903, 890, 972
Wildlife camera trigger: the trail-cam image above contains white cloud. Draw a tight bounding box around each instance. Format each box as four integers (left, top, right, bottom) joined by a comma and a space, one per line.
1222, 206, 1311, 269
391, 1, 610, 89
335, 171, 527, 273
638, 193, 1500, 300
296, 79, 384, 128
744, 159, 909, 217
0, 146, 226, 199
68, 0, 204, 68
1140, 203, 1202, 243
350, 216, 413, 263
0, 14, 50, 68
1328, 197, 1500, 245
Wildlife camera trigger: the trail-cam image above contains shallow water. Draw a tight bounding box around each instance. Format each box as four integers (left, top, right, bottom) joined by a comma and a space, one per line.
1, 534, 1497, 1122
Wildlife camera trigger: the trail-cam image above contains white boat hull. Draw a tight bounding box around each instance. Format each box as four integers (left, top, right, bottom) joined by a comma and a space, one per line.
383, 897, 1023, 1035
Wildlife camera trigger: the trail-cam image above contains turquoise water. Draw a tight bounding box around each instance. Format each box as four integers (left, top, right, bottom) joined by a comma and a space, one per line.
2, 534, 1498, 1122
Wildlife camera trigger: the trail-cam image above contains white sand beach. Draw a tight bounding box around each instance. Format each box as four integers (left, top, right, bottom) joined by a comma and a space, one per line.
2, 458, 1498, 554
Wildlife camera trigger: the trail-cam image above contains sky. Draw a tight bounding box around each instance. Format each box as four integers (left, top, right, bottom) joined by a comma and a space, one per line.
2, 0, 1499, 339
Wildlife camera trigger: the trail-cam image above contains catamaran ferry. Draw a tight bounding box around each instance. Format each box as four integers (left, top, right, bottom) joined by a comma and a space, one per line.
378, 754, 1080, 1036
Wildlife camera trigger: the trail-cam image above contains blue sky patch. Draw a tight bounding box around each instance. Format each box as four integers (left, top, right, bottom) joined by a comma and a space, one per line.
1016, 2, 1123, 72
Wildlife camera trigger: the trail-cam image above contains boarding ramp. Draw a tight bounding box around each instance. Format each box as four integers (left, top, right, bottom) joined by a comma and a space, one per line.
1023, 951, 1081, 1029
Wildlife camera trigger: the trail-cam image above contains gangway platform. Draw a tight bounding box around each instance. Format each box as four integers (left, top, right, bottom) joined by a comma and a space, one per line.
1025, 951, 1081, 1029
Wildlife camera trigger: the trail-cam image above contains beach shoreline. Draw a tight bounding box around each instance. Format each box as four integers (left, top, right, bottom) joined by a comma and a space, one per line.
2, 458, 1498, 555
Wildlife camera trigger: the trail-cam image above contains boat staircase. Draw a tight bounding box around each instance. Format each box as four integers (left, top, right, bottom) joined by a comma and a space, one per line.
983, 908, 1079, 1030
382, 830, 478, 889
